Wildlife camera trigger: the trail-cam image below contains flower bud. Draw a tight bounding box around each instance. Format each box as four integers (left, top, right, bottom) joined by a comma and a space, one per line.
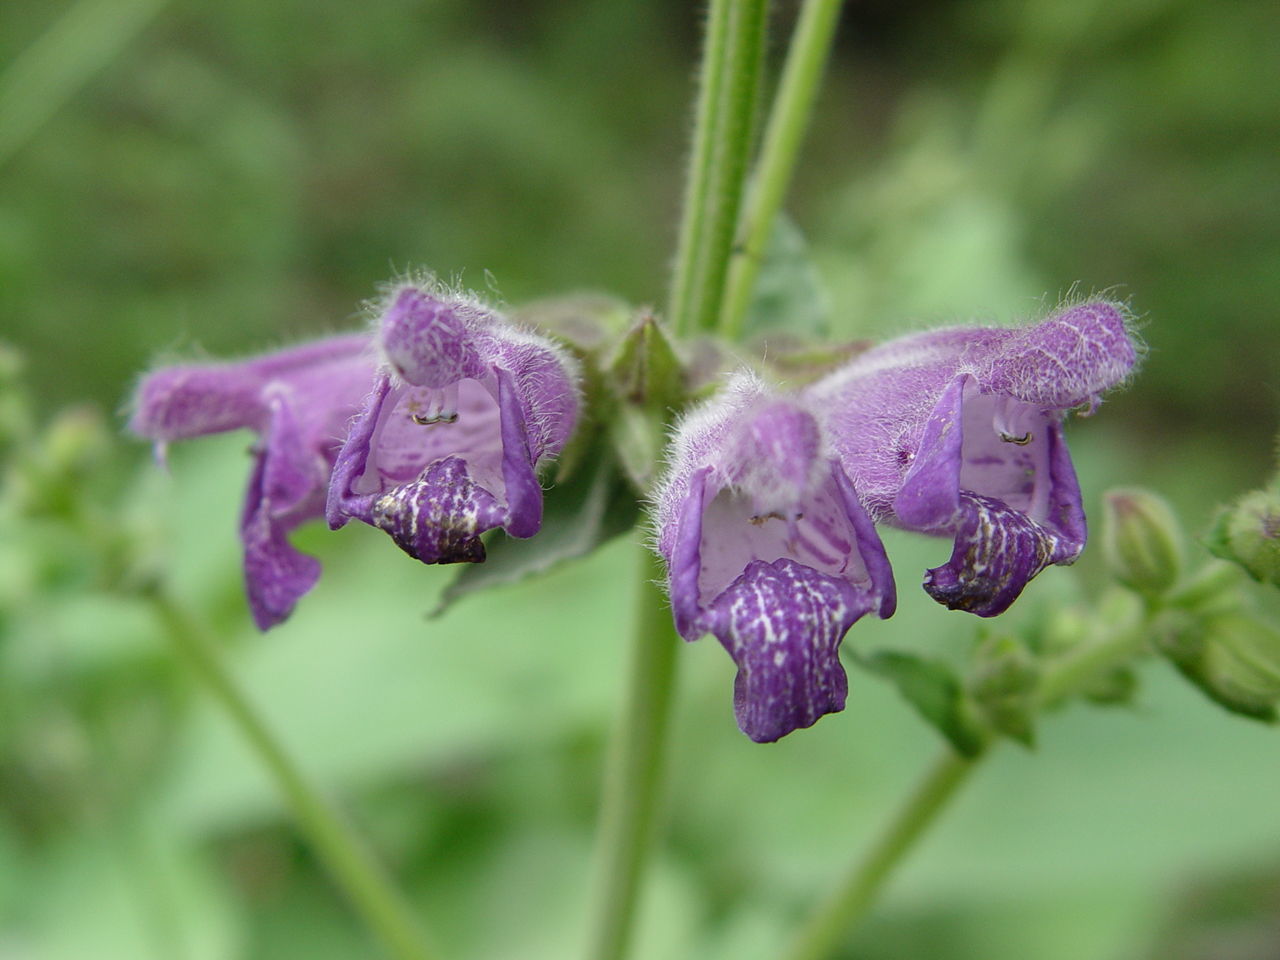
1201, 615, 1280, 719
1157, 610, 1280, 722
1206, 487, 1280, 589
1101, 487, 1183, 598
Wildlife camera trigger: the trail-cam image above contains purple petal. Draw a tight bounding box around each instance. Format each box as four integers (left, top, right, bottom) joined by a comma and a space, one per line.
894, 375, 966, 530
668, 466, 712, 641
923, 492, 1076, 616
239, 397, 326, 629
495, 366, 542, 539
326, 373, 393, 530
702, 558, 873, 742
378, 288, 486, 388
986, 301, 1137, 408
130, 335, 369, 443
370, 456, 507, 563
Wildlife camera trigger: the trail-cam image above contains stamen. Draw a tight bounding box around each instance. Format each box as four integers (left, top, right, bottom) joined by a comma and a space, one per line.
992, 395, 1033, 445
411, 383, 460, 425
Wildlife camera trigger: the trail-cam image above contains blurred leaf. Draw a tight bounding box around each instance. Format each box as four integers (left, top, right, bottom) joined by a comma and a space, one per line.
743, 214, 829, 339
434, 445, 639, 617
855, 649, 986, 756
17, 823, 239, 960
968, 634, 1039, 748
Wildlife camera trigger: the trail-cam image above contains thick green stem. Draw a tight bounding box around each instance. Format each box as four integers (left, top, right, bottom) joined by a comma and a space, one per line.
583, 546, 680, 960
781, 748, 977, 960
668, 0, 734, 337
668, 0, 769, 336
780, 610, 1151, 960
151, 593, 441, 960
719, 0, 844, 340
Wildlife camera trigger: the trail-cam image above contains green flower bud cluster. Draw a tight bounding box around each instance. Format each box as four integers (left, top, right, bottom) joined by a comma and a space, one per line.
1206, 483, 1280, 590
1099, 486, 1280, 723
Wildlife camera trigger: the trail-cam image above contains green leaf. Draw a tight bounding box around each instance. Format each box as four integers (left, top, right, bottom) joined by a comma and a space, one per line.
433, 446, 640, 616
742, 213, 829, 338
855, 649, 987, 756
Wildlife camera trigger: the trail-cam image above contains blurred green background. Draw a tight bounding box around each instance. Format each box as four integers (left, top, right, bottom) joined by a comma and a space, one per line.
2, 0, 1279, 958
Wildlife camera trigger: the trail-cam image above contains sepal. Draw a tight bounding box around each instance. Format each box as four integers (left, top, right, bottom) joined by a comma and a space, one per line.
605, 313, 687, 492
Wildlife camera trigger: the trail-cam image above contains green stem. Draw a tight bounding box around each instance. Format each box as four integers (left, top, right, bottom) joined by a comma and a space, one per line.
668, 0, 734, 337
150, 593, 441, 960
781, 748, 978, 960
583, 546, 680, 960
668, 0, 770, 336
719, 0, 844, 340
780, 608, 1151, 960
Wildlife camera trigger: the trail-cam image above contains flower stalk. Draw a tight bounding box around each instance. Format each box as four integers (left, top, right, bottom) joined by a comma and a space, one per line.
149, 591, 441, 960
583, 546, 680, 960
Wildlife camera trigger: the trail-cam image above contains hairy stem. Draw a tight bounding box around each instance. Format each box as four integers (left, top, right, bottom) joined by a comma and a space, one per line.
668, 0, 770, 336
583, 546, 680, 960
151, 593, 441, 960
719, 0, 845, 339
668, 0, 734, 337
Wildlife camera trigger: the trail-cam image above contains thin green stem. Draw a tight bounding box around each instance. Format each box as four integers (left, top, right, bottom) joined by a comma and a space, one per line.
780, 606, 1152, 960
1036, 610, 1148, 709
583, 545, 680, 960
668, 0, 734, 337
719, 0, 844, 340
781, 748, 978, 960
150, 593, 441, 960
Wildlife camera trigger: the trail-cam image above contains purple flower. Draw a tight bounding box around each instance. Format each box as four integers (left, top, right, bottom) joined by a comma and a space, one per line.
130, 335, 377, 629
653, 374, 896, 742
326, 284, 580, 563
808, 301, 1139, 616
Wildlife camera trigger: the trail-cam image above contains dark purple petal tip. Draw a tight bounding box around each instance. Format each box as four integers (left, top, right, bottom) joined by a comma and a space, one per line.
704, 558, 871, 742
370, 456, 507, 563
